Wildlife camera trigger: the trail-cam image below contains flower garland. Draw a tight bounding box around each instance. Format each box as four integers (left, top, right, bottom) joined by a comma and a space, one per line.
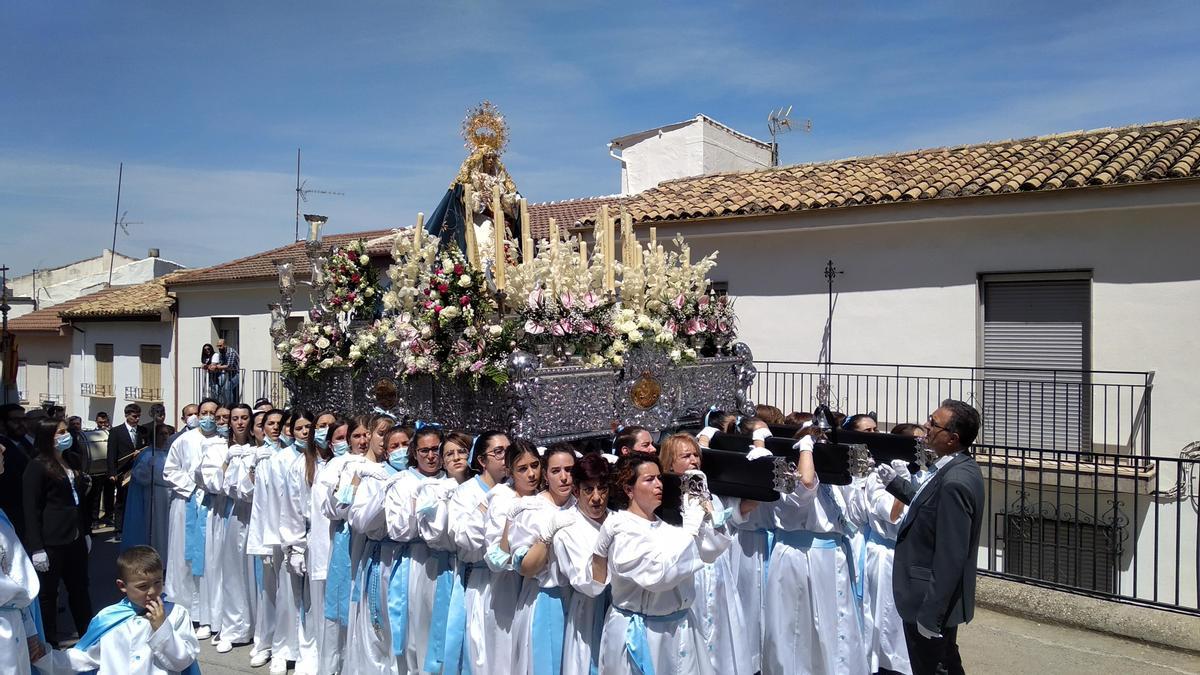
326, 239, 378, 320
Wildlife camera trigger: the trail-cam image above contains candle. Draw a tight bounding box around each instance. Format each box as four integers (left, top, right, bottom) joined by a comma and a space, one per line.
414, 212, 424, 252
579, 239, 588, 273
492, 185, 506, 291
548, 217, 558, 263
682, 243, 690, 271
650, 227, 657, 250
463, 185, 479, 268
601, 205, 614, 293
523, 235, 534, 268
519, 198, 532, 264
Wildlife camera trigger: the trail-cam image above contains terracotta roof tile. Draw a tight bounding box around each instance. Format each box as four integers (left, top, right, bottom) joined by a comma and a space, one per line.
527, 195, 625, 239
579, 120, 1200, 227
59, 273, 183, 320
8, 286, 131, 333
168, 230, 394, 286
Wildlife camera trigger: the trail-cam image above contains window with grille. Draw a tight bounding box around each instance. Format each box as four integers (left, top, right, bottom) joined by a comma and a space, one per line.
1004, 514, 1118, 594
140, 345, 162, 400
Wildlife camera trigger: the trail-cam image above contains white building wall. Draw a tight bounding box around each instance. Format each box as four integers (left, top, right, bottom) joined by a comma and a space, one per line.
174, 282, 311, 408
69, 321, 175, 423
699, 120, 772, 175
14, 334, 71, 408
618, 123, 702, 196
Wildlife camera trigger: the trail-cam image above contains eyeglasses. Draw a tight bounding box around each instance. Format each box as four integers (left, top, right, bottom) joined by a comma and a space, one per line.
485, 445, 509, 459
415, 446, 441, 456
927, 418, 951, 434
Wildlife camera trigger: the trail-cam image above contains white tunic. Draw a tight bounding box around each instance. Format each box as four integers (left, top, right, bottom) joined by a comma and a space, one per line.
314, 454, 368, 675
161, 428, 209, 618
690, 494, 752, 674
508, 493, 578, 675
760, 478, 869, 675
242, 442, 279, 658
39, 604, 199, 675
597, 510, 723, 675
729, 497, 773, 674
863, 473, 910, 674
384, 468, 447, 673
448, 476, 494, 674
342, 460, 402, 675
482, 483, 523, 671
216, 443, 257, 644
266, 445, 303, 661
0, 510, 39, 675
552, 509, 611, 675
193, 435, 230, 629
280, 452, 323, 673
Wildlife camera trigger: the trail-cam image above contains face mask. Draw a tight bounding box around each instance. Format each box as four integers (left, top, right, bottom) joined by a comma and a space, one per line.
217, 424, 230, 438
314, 427, 329, 450
280, 435, 293, 448
331, 440, 349, 457
198, 415, 217, 434
54, 433, 73, 452
186, 414, 199, 429
387, 449, 407, 470
293, 438, 308, 451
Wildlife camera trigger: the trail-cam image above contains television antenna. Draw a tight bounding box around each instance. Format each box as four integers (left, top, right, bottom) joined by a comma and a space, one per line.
767, 106, 811, 167
294, 148, 343, 241
106, 163, 145, 286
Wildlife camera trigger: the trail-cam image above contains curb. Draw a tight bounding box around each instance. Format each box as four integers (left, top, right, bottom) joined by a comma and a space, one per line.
976, 575, 1200, 655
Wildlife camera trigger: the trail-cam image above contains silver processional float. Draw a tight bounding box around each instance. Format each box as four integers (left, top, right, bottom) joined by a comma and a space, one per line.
271, 102, 931, 503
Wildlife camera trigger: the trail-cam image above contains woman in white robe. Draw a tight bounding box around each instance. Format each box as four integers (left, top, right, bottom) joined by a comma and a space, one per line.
862, 466, 912, 675
309, 416, 353, 675
508, 445, 578, 675
552, 453, 613, 675
193, 407, 233, 646
410, 431, 472, 674
316, 417, 372, 675
341, 417, 408, 675
1, 477, 44, 675
481, 440, 543, 673
279, 410, 322, 675
660, 433, 751, 674
381, 426, 447, 673
259, 411, 303, 674
245, 409, 286, 668
213, 404, 258, 652
593, 454, 728, 675
447, 430, 510, 674
759, 434, 869, 675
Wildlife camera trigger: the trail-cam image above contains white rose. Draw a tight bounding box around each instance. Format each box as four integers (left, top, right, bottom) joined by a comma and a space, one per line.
610, 355, 624, 367
684, 348, 697, 359
365, 287, 375, 297
303, 343, 315, 354
348, 347, 362, 360
458, 274, 472, 287
315, 337, 331, 350
442, 306, 460, 320
669, 349, 682, 362
359, 255, 370, 265
488, 324, 503, 336
319, 358, 335, 369
464, 326, 478, 338
420, 326, 432, 337
627, 330, 643, 343
322, 325, 333, 335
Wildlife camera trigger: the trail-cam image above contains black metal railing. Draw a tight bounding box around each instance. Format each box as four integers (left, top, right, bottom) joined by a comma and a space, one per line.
251, 369, 290, 409
190, 367, 245, 408
751, 361, 1153, 463
978, 444, 1198, 615
80, 382, 114, 398
124, 386, 164, 402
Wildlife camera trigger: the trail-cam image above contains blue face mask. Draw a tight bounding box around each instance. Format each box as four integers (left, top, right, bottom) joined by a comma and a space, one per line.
198, 415, 217, 434
314, 427, 329, 450
280, 435, 293, 448
387, 448, 407, 470
293, 438, 308, 451
54, 433, 73, 452
217, 424, 230, 438
331, 440, 349, 457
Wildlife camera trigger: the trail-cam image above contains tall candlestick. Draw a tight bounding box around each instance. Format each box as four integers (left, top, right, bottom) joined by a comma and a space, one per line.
578, 239, 588, 274
492, 185, 506, 291
682, 243, 690, 271
548, 217, 558, 263
414, 212, 424, 252
519, 197, 532, 264
463, 185, 480, 268
650, 227, 657, 250
601, 205, 614, 293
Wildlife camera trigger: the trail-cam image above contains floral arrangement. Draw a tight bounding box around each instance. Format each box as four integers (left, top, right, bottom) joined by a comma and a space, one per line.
277, 318, 356, 380
519, 287, 615, 366
325, 239, 378, 321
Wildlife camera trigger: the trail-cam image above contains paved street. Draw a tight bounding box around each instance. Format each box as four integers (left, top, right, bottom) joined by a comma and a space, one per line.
82, 526, 1198, 675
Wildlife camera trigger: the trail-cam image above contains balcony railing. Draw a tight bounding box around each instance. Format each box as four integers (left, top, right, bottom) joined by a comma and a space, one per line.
81, 382, 114, 398
751, 361, 1153, 464
252, 370, 290, 409
125, 386, 164, 402
36, 393, 63, 406
191, 367, 245, 408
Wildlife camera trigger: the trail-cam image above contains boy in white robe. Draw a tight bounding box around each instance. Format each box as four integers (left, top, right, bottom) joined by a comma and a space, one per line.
38, 545, 199, 675
0, 503, 46, 675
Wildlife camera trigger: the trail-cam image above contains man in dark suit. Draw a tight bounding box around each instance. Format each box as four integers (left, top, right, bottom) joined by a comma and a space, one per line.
0, 403, 33, 541
106, 403, 146, 532
879, 399, 985, 675
139, 402, 173, 444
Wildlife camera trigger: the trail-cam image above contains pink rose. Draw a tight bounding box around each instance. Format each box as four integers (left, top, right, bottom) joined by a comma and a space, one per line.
524, 319, 545, 335
673, 294, 686, 310
527, 288, 544, 310
582, 291, 598, 309
559, 291, 574, 309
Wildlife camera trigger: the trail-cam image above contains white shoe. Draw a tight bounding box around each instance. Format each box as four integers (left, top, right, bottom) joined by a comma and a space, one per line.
194, 625, 211, 640
269, 656, 288, 675
249, 650, 271, 668
210, 634, 220, 646
215, 639, 233, 654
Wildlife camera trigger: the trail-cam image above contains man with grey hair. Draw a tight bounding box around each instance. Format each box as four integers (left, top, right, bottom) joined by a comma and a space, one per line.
878, 399, 984, 675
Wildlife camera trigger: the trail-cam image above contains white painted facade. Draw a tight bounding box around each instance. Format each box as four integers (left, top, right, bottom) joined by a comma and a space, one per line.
609, 115, 772, 195
68, 319, 175, 422
14, 334, 71, 407
5, 250, 186, 319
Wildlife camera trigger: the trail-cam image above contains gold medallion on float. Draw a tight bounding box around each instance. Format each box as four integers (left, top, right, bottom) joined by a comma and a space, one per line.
630, 371, 662, 409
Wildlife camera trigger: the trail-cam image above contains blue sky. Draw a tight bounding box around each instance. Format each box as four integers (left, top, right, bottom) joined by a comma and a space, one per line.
3, 1, 1199, 272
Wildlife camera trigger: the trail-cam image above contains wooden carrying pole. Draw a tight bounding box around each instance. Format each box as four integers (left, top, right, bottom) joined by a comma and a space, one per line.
492, 185, 506, 291
463, 185, 480, 267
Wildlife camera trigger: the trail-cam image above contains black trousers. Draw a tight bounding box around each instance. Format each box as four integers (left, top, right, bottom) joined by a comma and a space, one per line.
903, 621, 964, 675
37, 536, 93, 647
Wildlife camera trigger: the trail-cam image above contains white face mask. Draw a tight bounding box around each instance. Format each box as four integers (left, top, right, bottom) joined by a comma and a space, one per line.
186, 414, 199, 429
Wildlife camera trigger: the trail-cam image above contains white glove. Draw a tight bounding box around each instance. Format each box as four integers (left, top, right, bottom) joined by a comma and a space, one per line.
32, 550, 49, 572
288, 549, 307, 576
262, 553, 275, 569
437, 481, 459, 501
890, 459, 913, 483
600, 453, 618, 465
746, 446, 773, 461
876, 463, 898, 484
594, 518, 617, 558
85, 535, 92, 553
542, 510, 577, 542
752, 427, 771, 442
696, 426, 719, 446
793, 436, 814, 453
917, 622, 942, 639
681, 501, 705, 536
